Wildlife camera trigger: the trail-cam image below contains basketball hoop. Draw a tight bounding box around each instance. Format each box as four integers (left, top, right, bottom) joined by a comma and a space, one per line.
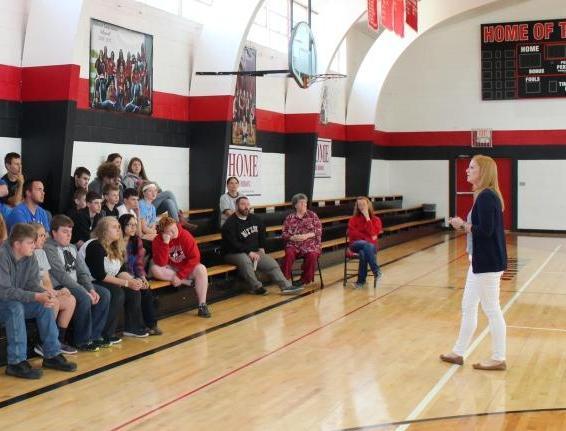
306, 73, 347, 86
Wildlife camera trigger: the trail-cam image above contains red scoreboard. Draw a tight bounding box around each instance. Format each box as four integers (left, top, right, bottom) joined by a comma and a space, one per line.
481, 18, 566, 100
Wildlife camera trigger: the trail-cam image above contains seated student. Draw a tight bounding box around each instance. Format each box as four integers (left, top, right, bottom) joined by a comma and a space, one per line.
88, 162, 123, 203
0, 224, 77, 379
66, 167, 90, 214
44, 215, 110, 351
67, 188, 87, 219
124, 157, 183, 222
281, 193, 322, 287
119, 214, 161, 334
221, 196, 302, 295
80, 217, 148, 341
151, 216, 210, 318
219, 176, 244, 226
71, 191, 103, 249
0, 179, 11, 219
347, 196, 383, 288
101, 183, 120, 218
30, 223, 77, 355
6, 179, 50, 232
106, 153, 123, 180
1, 152, 24, 207
117, 188, 139, 218
138, 182, 158, 241
0, 213, 6, 243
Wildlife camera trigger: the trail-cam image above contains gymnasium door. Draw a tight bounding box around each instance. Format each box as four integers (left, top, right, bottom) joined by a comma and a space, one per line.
455, 157, 513, 230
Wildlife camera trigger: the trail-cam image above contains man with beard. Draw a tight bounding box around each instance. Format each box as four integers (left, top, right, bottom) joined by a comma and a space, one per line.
221, 196, 302, 296
6, 180, 51, 232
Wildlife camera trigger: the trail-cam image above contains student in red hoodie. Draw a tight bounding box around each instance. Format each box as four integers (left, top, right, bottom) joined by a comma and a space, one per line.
150, 216, 210, 318
347, 196, 383, 288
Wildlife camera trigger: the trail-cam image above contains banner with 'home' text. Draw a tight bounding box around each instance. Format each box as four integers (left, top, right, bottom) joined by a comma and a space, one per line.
227, 146, 262, 197
315, 138, 332, 178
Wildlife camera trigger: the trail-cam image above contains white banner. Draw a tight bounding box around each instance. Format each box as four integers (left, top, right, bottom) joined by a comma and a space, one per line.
315, 138, 332, 178
227, 146, 262, 197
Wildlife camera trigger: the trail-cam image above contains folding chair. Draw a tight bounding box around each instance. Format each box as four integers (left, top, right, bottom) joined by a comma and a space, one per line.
291, 254, 324, 289
342, 232, 378, 289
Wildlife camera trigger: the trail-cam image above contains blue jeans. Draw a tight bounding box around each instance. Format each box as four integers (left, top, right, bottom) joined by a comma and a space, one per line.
62, 284, 110, 346
154, 190, 180, 221
0, 301, 60, 364
350, 240, 380, 284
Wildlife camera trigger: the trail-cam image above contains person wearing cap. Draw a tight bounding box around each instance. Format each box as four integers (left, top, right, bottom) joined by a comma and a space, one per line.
138, 181, 158, 241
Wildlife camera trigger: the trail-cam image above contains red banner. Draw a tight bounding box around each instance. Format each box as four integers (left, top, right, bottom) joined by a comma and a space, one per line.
367, 0, 379, 31
406, 0, 418, 32
393, 0, 404, 37
381, 0, 393, 31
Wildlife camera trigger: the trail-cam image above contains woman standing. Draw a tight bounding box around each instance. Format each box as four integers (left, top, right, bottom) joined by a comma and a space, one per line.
119, 214, 161, 335
347, 197, 383, 288
281, 193, 322, 287
441, 155, 507, 371
81, 217, 148, 343
151, 216, 211, 318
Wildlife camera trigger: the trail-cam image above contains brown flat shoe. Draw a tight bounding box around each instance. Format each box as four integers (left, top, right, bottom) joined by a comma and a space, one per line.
440, 353, 463, 366
472, 360, 506, 371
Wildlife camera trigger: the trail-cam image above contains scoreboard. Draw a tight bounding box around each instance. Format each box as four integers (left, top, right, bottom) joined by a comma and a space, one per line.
481, 18, 566, 100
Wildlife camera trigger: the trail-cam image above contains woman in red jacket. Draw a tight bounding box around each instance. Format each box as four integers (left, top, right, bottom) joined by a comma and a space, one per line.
151, 216, 210, 318
347, 196, 383, 288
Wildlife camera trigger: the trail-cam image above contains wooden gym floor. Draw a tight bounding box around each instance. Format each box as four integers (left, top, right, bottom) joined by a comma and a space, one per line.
1, 231, 566, 430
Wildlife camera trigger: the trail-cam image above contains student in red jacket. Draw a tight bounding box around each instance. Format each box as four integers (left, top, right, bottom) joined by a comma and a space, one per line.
347, 196, 383, 288
150, 216, 210, 318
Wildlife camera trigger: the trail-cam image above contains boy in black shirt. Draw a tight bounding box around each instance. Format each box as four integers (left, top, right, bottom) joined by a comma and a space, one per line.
71, 191, 103, 248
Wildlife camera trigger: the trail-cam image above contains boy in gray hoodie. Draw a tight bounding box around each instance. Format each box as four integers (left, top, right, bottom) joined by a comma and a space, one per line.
44, 214, 111, 351
0, 223, 77, 379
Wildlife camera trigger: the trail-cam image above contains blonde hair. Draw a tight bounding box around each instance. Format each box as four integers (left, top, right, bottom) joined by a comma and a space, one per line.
91, 216, 125, 262
471, 155, 505, 211
353, 196, 375, 217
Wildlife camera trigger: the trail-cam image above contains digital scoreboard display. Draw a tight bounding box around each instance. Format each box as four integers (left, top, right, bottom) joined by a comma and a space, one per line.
481, 18, 566, 100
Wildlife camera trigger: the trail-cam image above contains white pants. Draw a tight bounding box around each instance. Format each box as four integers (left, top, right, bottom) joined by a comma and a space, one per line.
453, 263, 506, 361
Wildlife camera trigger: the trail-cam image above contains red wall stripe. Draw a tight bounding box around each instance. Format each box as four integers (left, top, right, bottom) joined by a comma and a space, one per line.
21, 64, 80, 102
256, 109, 285, 133
285, 113, 319, 133
0, 64, 21, 101
188, 95, 233, 122
77, 78, 89, 109
153, 91, 190, 122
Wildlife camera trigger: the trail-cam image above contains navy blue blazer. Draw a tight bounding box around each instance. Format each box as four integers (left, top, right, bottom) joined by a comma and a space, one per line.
470, 188, 507, 273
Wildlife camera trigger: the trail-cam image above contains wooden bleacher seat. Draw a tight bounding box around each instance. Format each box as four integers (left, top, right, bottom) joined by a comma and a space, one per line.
149, 264, 237, 290
382, 218, 445, 233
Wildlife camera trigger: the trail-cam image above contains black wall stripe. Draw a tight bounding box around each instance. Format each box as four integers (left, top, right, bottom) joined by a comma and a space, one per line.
257, 130, 285, 153
346, 141, 372, 197
372, 145, 566, 159
332, 140, 346, 158
285, 133, 317, 201
0, 100, 21, 138
74, 109, 190, 148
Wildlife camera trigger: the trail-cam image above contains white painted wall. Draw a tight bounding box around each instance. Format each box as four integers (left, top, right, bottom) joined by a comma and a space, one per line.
0, 0, 29, 66
0, 137, 22, 176
248, 42, 287, 113
250, 152, 285, 206
369, 159, 389, 197
72, 141, 190, 209
378, 0, 566, 131
313, 157, 346, 200
518, 160, 566, 230
369, 160, 449, 221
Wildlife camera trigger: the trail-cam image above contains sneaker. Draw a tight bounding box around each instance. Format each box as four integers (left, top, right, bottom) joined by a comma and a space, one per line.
5, 361, 43, 379
77, 342, 100, 352
280, 284, 304, 295
148, 326, 163, 336
198, 303, 211, 318
104, 336, 122, 345
43, 354, 77, 372
93, 338, 112, 348
33, 344, 44, 357
292, 280, 304, 288
249, 286, 268, 295
123, 329, 149, 338
60, 342, 78, 355
352, 282, 366, 289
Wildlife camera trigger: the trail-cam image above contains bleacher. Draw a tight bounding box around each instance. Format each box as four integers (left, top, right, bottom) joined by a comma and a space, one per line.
0, 195, 444, 365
